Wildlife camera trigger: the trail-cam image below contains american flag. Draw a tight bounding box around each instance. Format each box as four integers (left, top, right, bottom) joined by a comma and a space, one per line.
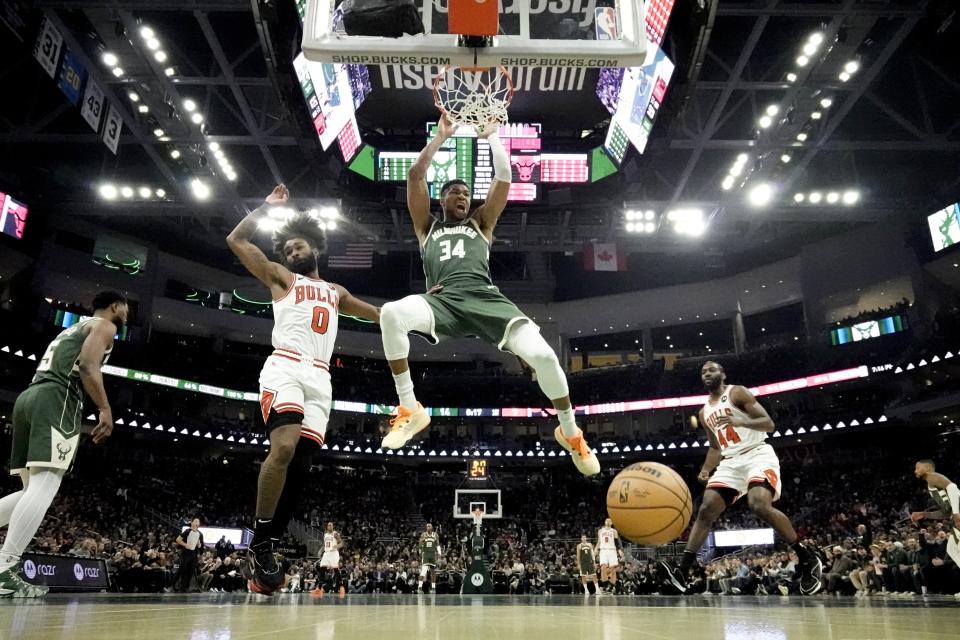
327, 243, 374, 270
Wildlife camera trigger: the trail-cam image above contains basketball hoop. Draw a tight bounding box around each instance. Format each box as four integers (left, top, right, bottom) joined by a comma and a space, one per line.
472, 508, 484, 529
433, 65, 514, 130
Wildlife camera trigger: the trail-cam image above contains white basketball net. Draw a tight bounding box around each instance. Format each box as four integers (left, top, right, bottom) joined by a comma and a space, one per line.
434, 65, 514, 130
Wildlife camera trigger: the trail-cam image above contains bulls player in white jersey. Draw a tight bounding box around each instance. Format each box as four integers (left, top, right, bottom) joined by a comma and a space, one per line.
227, 184, 380, 594
595, 518, 623, 594
660, 361, 823, 595
311, 521, 344, 596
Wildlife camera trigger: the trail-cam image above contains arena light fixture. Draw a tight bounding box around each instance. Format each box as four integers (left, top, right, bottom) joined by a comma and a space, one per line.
183, 99, 197, 112
164, 67, 175, 76
644, 222, 655, 233
844, 60, 860, 74
153, 128, 164, 137
128, 91, 139, 102
838, 71, 851, 82
326, 220, 337, 231
765, 105, 780, 117
139, 26, 155, 39
667, 208, 706, 237
98, 183, 118, 200
625, 222, 636, 232
645, 210, 656, 221
225, 171, 238, 182
721, 175, 735, 190
802, 42, 818, 57
786, 72, 797, 83
120, 186, 134, 198
808, 32, 824, 46
138, 186, 152, 198
111, 67, 125, 77
796, 55, 809, 67
820, 97, 833, 108
156, 188, 166, 198
154, 50, 168, 63
190, 178, 211, 201
138, 105, 149, 114
842, 190, 860, 205
146, 38, 160, 51
320, 206, 339, 219
808, 191, 822, 204
747, 182, 775, 208
208, 141, 220, 152
170, 149, 181, 159
780, 154, 792, 163
102, 51, 118, 67
826, 192, 840, 204
811, 111, 822, 120
793, 193, 804, 203
758, 115, 772, 129
191, 113, 204, 125
796, 132, 808, 141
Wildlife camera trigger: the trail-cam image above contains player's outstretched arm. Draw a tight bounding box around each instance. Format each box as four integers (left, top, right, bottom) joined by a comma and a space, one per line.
474, 127, 511, 238
719, 385, 775, 433
408, 116, 457, 242
78, 319, 118, 444
333, 284, 380, 324
226, 185, 294, 293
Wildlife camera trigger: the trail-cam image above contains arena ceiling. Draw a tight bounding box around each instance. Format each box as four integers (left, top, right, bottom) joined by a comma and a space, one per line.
1, 0, 958, 299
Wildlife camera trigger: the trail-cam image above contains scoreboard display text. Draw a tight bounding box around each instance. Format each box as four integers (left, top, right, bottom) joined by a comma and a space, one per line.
468, 459, 489, 480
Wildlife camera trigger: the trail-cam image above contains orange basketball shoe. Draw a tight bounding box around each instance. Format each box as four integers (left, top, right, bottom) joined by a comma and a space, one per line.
554, 426, 600, 476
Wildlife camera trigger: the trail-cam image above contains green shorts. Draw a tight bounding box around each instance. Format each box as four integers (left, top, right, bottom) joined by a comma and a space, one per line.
418, 284, 533, 350
10, 383, 83, 475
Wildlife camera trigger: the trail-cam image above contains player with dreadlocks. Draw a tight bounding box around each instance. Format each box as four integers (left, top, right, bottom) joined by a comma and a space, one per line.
227, 184, 381, 594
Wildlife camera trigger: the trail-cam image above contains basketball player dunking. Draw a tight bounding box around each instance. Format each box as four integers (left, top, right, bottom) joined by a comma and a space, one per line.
660, 361, 823, 595
911, 460, 960, 567
226, 185, 380, 594
596, 518, 624, 594
311, 521, 344, 596
576, 534, 598, 596
376, 115, 599, 476
0, 291, 127, 598
419, 523, 440, 593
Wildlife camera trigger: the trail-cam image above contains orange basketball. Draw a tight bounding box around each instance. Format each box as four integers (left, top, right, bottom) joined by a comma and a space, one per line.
606, 462, 693, 545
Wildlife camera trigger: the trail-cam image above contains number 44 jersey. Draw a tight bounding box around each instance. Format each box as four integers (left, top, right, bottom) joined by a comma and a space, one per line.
701, 386, 766, 457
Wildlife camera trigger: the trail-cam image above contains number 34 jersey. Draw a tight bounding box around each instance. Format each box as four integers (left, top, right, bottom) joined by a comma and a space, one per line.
271, 274, 340, 364
421, 218, 492, 289
701, 386, 766, 457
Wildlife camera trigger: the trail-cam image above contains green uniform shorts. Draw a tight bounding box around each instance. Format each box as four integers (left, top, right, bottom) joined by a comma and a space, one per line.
10, 382, 82, 475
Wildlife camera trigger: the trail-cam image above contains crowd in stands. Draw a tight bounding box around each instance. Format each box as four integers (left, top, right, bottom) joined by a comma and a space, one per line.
1, 421, 957, 596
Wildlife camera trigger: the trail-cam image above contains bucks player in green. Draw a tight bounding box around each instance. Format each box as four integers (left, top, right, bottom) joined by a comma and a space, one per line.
911, 459, 960, 567
379, 115, 599, 476
0, 291, 127, 597
418, 523, 440, 593
576, 534, 598, 596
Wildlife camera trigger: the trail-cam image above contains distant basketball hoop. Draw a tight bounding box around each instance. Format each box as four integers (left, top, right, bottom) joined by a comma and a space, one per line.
433, 64, 514, 129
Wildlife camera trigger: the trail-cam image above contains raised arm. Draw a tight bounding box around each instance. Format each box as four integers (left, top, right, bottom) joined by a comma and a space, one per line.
226, 184, 294, 296
79, 319, 119, 444
697, 409, 722, 485
720, 385, 775, 433
408, 116, 457, 242
474, 127, 511, 239
333, 284, 380, 324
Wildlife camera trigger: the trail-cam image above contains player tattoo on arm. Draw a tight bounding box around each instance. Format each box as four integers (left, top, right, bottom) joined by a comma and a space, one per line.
334, 284, 380, 323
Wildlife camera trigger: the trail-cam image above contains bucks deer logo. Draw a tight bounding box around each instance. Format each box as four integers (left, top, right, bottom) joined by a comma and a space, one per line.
56, 442, 72, 461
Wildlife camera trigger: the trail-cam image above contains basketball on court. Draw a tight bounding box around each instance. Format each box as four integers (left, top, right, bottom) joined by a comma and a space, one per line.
606, 462, 692, 546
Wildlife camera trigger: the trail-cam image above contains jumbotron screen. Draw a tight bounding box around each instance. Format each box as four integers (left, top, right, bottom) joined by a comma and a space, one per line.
376, 122, 590, 202
928, 201, 959, 252
0, 190, 29, 240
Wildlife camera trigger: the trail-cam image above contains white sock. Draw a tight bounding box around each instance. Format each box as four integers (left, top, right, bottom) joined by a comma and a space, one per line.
0, 469, 63, 573
393, 370, 418, 409
557, 407, 578, 438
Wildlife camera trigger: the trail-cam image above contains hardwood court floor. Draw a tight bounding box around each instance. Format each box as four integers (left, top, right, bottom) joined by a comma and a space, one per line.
1, 593, 958, 640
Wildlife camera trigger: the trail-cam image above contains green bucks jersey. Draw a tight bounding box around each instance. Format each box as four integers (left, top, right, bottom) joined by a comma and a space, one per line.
929, 486, 955, 519
420, 217, 492, 289
421, 532, 439, 563
32, 318, 113, 396
578, 543, 595, 570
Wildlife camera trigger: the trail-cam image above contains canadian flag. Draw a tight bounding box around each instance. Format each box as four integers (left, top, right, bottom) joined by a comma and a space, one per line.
583, 242, 627, 272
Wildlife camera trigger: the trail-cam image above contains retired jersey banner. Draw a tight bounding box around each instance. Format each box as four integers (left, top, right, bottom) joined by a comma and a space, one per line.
583, 241, 626, 272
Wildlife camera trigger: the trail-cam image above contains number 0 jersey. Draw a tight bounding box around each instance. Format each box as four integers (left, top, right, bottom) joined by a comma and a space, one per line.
598, 527, 617, 550
271, 274, 340, 364
702, 386, 766, 457
420, 217, 492, 289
